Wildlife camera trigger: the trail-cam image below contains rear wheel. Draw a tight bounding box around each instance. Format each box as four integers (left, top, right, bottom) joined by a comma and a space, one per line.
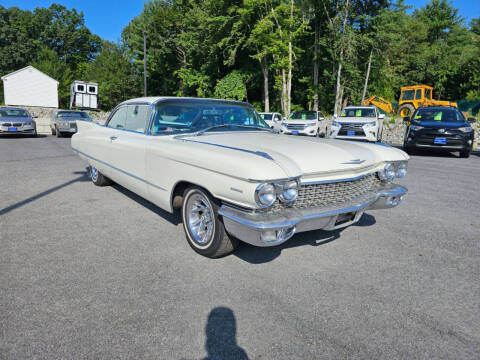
398, 104, 415, 118
182, 186, 239, 258
90, 166, 111, 186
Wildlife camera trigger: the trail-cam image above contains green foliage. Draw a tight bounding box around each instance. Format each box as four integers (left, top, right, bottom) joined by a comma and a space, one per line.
31, 47, 73, 107
83, 41, 140, 110
214, 71, 247, 101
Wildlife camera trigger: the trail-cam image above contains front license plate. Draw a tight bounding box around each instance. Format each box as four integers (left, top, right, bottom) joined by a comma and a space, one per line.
434, 137, 447, 144
347, 131, 355, 136
8, 127, 17, 132
292, 131, 299, 135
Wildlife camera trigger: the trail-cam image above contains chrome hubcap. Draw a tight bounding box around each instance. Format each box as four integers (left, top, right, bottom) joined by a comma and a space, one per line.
186, 193, 214, 247
91, 166, 98, 181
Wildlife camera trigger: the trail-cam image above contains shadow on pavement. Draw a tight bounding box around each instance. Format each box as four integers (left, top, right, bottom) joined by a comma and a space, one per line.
0, 134, 48, 138
203, 307, 249, 360
0, 168, 90, 216
234, 212, 376, 264
112, 183, 181, 225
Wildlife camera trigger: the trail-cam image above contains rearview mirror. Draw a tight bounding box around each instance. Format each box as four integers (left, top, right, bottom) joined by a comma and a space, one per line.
379, 114, 385, 119
467, 117, 476, 123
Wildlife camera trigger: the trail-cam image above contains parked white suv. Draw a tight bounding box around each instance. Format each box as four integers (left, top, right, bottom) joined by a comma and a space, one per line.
281, 110, 327, 137
330, 106, 384, 142
259, 112, 282, 131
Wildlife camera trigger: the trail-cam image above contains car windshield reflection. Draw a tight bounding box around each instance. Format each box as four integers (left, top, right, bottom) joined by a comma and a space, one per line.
151, 99, 270, 135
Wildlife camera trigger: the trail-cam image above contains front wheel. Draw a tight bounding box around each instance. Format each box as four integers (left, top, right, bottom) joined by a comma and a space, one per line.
182, 187, 239, 258
398, 104, 415, 118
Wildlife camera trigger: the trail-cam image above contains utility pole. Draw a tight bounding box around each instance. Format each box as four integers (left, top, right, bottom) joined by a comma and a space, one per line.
143, 30, 147, 97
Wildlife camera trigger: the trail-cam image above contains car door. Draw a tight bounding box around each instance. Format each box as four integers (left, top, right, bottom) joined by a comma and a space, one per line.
104, 104, 151, 198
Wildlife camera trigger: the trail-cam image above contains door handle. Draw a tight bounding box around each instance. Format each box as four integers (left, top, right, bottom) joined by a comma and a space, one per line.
109, 136, 118, 141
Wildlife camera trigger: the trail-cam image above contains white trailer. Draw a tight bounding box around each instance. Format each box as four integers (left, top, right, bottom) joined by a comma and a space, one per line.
70, 81, 98, 110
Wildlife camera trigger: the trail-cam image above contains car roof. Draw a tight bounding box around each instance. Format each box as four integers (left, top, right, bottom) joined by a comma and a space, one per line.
416, 106, 458, 111
0, 106, 28, 111
119, 96, 250, 106
344, 105, 375, 109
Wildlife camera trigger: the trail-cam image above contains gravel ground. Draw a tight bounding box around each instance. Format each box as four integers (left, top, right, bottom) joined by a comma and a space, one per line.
1, 135, 479, 359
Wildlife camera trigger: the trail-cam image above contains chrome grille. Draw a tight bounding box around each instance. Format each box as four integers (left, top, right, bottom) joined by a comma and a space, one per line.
269, 173, 381, 212
286, 123, 307, 130
339, 122, 364, 130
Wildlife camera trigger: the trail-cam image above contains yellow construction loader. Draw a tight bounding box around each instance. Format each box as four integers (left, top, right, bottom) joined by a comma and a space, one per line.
363, 85, 458, 117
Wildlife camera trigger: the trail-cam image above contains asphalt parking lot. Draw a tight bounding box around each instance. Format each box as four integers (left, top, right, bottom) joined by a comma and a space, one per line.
1, 135, 479, 359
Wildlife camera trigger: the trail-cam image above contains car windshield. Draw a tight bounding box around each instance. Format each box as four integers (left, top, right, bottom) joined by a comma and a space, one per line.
151, 100, 270, 135
260, 113, 273, 120
413, 108, 464, 123
0, 109, 29, 117
56, 111, 90, 119
401, 90, 415, 101
288, 111, 317, 120
341, 108, 376, 118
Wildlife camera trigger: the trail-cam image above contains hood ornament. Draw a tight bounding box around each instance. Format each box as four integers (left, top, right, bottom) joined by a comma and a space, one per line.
342, 159, 366, 164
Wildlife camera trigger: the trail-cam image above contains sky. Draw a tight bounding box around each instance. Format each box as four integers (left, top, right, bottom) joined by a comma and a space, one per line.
3, 0, 479, 41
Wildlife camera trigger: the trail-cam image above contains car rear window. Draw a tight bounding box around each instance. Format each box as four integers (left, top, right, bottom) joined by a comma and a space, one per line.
57, 111, 89, 119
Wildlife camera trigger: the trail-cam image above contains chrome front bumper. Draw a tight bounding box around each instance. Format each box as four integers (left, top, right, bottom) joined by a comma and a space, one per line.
219, 184, 407, 247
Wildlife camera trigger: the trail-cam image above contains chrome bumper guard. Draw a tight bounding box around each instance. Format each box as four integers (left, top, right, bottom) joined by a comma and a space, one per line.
219, 184, 407, 247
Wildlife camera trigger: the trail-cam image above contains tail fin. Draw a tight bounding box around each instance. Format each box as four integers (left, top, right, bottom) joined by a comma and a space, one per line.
76, 120, 97, 133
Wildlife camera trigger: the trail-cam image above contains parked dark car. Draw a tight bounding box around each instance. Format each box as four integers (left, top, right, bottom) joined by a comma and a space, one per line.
50, 110, 92, 137
0, 106, 37, 136
403, 106, 475, 158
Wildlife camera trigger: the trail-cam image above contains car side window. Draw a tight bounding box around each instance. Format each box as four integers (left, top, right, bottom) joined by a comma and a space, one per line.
415, 89, 422, 100
107, 106, 127, 129
275, 114, 282, 121
425, 89, 431, 99
125, 105, 151, 133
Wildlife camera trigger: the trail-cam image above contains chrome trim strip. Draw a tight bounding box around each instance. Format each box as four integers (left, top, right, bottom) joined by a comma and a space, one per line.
72, 148, 167, 191
247, 175, 301, 183
300, 171, 376, 186
176, 138, 274, 160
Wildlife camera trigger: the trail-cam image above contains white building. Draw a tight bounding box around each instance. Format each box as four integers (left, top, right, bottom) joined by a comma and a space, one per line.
1, 66, 59, 108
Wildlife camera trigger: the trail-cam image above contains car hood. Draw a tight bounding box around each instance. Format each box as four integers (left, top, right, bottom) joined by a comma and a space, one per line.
174, 132, 408, 180
0, 116, 32, 123
414, 121, 467, 129
337, 117, 376, 123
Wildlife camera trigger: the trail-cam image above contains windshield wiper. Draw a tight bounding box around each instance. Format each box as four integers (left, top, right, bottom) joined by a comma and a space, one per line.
194, 124, 271, 136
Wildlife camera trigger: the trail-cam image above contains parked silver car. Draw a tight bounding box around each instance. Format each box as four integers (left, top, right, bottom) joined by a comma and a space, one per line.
50, 110, 92, 137
0, 107, 37, 136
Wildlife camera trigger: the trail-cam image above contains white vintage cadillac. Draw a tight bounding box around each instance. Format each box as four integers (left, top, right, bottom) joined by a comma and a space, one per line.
72, 97, 409, 258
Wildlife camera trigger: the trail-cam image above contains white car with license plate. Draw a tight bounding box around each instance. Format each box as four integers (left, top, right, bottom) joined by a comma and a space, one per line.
259, 112, 282, 131
330, 106, 384, 142
72, 97, 409, 258
281, 110, 328, 137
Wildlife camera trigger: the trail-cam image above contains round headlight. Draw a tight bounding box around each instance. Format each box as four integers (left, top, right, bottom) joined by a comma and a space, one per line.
396, 162, 407, 178
279, 181, 298, 202
255, 183, 276, 207
379, 163, 395, 182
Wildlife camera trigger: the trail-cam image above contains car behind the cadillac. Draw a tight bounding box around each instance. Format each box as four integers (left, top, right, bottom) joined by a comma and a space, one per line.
0, 107, 37, 136
403, 106, 475, 158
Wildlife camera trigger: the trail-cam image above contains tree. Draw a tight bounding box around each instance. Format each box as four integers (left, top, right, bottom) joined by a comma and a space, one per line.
31, 47, 73, 108
83, 41, 140, 110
